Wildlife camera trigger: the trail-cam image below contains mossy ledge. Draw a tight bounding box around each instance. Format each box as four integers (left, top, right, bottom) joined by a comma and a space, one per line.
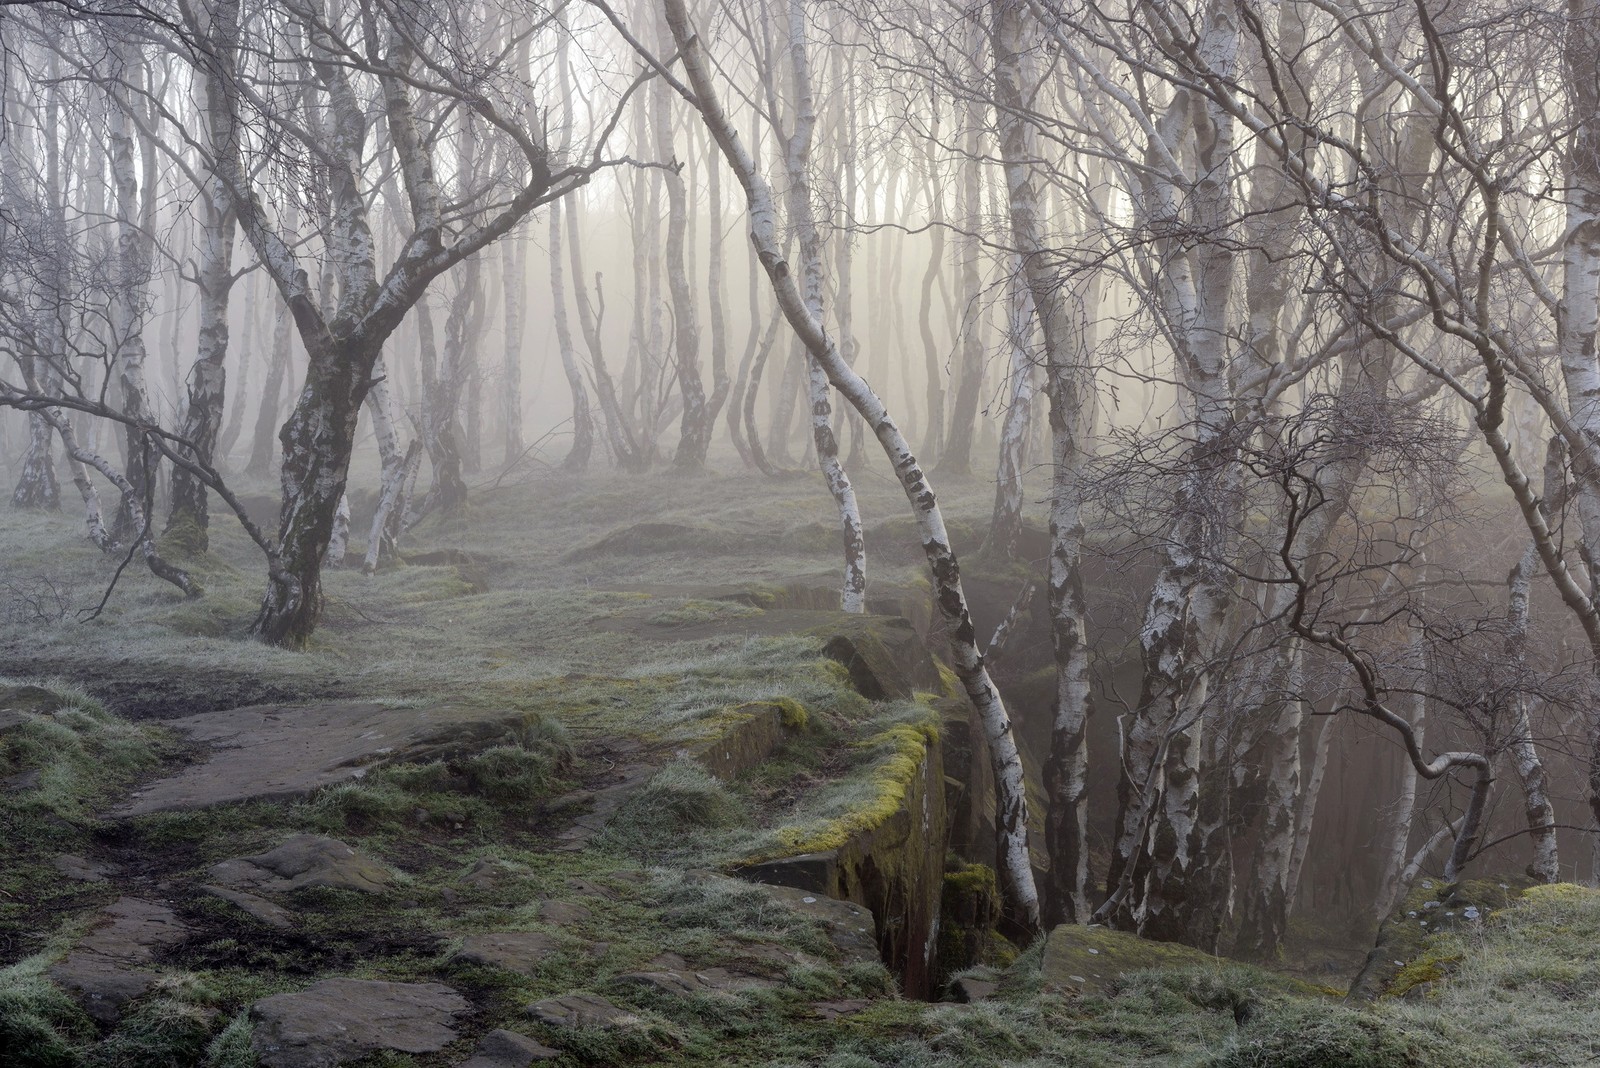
733, 704, 947, 997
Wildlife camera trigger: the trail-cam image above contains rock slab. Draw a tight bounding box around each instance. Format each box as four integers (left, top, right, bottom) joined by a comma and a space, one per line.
455, 932, 561, 975
115, 700, 536, 816
210, 835, 393, 895
526, 992, 640, 1030
201, 885, 296, 929
49, 898, 191, 1024
457, 1028, 562, 1067
250, 978, 470, 1068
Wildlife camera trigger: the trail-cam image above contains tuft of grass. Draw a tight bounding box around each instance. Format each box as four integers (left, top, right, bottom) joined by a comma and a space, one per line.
202, 1013, 255, 1068
1206, 1001, 1511, 1068
602, 762, 748, 856
0, 954, 96, 1068
1388, 882, 1600, 1067
85, 997, 215, 1068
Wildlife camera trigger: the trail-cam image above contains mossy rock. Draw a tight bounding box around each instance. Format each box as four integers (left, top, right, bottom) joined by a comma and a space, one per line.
1040, 924, 1230, 994
734, 709, 948, 997
689, 700, 806, 781
937, 863, 1003, 979
1349, 875, 1532, 1001
0, 685, 65, 727
814, 616, 941, 701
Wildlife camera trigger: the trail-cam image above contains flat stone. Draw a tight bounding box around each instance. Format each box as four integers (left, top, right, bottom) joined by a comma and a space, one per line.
49, 898, 191, 1024
460, 856, 523, 890
210, 835, 393, 895
114, 700, 539, 816
810, 999, 872, 1020
747, 883, 879, 965
538, 900, 590, 926
201, 885, 296, 929
726, 941, 815, 974
456, 932, 561, 975
1040, 925, 1220, 994
613, 952, 774, 999
525, 993, 640, 1030
3, 768, 42, 791
53, 854, 115, 883
250, 978, 470, 1068
457, 1028, 561, 1067
613, 969, 704, 997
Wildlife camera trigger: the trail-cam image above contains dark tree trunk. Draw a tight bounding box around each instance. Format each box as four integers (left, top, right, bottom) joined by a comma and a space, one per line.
253, 338, 376, 646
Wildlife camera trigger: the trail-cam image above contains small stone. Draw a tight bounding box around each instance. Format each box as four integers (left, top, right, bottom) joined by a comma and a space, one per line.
4, 768, 42, 791
614, 970, 704, 997
53, 854, 115, 883
455, 932, 561, 976
810, 999, 871, 1020
201, 885, 296, 929
526, 993, 640, 1030
1069, 975, 1088, 984
461, 857, 522, 890
211, 835, 393, 895
538, 900, 591, 926
456, 1028, 561, 1067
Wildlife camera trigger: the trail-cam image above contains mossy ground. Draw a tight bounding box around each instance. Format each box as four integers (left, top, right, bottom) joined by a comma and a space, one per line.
3, 469, 1598, 1066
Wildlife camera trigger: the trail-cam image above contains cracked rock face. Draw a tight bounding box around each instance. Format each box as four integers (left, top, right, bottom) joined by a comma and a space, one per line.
210, 835, 393, 895
250, 978, 470, 1068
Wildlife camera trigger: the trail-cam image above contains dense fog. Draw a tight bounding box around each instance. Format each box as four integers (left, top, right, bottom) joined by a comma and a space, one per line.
3, 0, 1599, 984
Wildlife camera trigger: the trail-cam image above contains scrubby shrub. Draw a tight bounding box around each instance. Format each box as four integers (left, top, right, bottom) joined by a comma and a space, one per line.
608, 762, 747, 849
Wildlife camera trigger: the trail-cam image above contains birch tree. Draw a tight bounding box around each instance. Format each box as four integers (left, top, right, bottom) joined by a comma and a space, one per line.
634, 0, 1044, 933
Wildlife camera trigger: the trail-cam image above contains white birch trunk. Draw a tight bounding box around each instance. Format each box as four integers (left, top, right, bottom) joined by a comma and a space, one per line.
782, 0, 865, 614
660, 0, 1040, 933
994, 0, 1096, 925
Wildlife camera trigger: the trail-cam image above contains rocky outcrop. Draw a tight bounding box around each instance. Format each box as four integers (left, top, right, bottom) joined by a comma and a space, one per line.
734, 713, 948, 998
1040, 924, 1224, 995
1348, 876, 1532, 1000
816, 616, 943, 700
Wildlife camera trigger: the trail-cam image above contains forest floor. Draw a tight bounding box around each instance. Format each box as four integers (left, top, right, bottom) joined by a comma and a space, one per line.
1, 461, 1597, 1067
